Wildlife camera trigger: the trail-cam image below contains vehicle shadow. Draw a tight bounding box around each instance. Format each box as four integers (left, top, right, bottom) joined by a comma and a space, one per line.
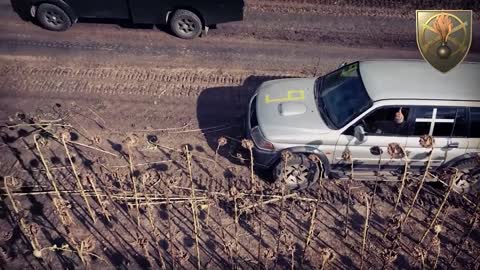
196, 75, 292, 169
78, 17, 160, 31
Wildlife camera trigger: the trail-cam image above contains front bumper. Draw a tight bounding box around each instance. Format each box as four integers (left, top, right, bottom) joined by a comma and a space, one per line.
245, 95, 279, 169
244, 126, 279, 169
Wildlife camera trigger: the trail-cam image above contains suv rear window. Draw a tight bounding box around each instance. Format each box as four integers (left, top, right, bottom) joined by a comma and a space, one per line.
452, 107, 467, 137
413, 107, 467, 137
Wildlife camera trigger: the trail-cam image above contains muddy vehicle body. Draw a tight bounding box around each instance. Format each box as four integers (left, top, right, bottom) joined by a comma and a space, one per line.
28, 0, 244, 38
246, 60, 480, 193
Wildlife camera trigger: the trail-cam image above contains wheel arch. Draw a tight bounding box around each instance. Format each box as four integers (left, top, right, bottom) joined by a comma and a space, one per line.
30, 0, 77, 23
277, 146, 331, 176
438, 152, 480, 171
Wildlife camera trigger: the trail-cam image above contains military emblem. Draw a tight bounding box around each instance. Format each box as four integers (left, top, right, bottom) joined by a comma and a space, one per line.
416, 10, 472, 73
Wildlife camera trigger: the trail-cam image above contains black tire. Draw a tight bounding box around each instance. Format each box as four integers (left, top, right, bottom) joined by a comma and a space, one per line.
36, 3, 72, 31
449, 158, 480, 195
273, 153, 320, 191
170, 9, 202, 39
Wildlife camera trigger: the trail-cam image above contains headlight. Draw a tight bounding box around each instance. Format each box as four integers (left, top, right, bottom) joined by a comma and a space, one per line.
251, 126, 274, 151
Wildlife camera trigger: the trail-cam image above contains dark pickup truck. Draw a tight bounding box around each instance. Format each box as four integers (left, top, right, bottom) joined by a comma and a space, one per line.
28, 0, 244, 39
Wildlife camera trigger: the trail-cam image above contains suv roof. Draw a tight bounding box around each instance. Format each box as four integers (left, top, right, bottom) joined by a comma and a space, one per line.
359, 60, 480, 102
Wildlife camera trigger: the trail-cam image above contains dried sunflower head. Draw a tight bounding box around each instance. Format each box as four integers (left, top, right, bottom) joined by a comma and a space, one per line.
319, 248, 336, 262
6, 177, 21, 189
124, 134, 139, 146
29, 223, 40, 236
413, 246, 426, 259
0, 229, 13, 242
217, 136, 228, 147
387, 143, 405, 159
241, 139, 254, 150
285, 234, 296, 253
33, 249, 43, 258
281, 150, 293, 162
223, 240, 235, 254
308, 154, 320, 162
419, 135, 435, 148
359, 192, 370, 206
381, 249, 398, 264
432, 237, 441, 247
263, 249, 275, 261
253, 181, 264, 193
229, 185, 239, 197
81, 235, 96, 253
341, 148, 352, 161
177, 249, 190, 264
92, 136, 102, 145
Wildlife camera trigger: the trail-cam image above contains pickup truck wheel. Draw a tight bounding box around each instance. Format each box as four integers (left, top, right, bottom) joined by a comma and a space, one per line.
274, 154, 319, 191
170, 10, 202, 39
36, 3, 72, 31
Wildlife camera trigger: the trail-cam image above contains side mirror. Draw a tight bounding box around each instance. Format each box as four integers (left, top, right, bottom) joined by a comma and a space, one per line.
339, 62, 348, 68
354, 125, 366, 142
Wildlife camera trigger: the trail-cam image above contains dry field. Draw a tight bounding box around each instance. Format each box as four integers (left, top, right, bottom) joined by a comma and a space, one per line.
1, 100, 479, 270
1, 0, 480, 269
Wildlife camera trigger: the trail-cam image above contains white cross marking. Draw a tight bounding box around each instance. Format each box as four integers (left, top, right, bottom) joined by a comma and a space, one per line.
415, 108, 455, 135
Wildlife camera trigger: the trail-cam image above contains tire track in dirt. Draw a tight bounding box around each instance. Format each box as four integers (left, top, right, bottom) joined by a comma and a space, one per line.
246, 1, 415, 18
0, 63, 301, 100
1, 65, 248, 85
0, 19, 415, 52
0, 38, 143, 54
0, 35, 359, 71
214, 20, 416, 49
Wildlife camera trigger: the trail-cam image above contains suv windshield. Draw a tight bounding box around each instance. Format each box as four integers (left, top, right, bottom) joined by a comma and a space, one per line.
316, 62, 372, 128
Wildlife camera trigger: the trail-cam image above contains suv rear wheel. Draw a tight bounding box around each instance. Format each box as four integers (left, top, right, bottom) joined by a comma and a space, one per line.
273, 153, 320, 191
170, 9, 202, 39
36, 3, 72, 31
450, 158, 480, 195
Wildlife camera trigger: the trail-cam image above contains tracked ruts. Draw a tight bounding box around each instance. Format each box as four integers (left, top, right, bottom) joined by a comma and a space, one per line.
0, 63, 302, 99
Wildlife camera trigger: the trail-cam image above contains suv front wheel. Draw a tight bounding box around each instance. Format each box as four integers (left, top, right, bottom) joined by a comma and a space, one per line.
273, 153, 320, 191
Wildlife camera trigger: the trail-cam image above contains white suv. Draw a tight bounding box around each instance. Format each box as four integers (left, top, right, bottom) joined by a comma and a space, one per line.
245, 60, 480, 193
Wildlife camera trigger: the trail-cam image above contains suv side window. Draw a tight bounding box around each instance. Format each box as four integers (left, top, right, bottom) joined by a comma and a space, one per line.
413, 107, 433, 135
363, 107, 410, 135
344, 106, 410, 136
452, 107, 467, 137
470, 108, 480, 138
413, 107, 467, 137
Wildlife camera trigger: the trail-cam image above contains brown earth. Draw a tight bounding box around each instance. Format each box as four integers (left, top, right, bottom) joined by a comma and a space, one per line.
1, 0, 479, 269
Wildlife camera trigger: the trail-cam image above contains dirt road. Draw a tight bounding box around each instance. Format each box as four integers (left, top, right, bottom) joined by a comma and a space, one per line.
1, 0, 479, 156
1, 0, 479, 134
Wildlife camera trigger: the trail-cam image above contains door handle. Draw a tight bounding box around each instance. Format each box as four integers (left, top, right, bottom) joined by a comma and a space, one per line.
448, 142, 459, 148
